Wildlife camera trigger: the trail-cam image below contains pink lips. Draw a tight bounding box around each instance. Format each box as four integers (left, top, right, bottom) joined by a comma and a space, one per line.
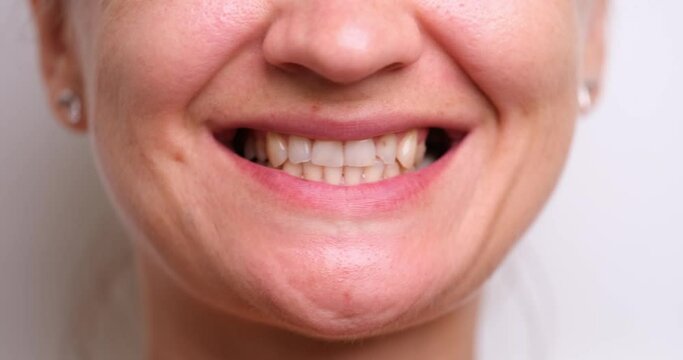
207, 112, 475, 141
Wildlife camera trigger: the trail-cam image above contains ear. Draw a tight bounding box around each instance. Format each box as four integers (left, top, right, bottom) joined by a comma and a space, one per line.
29, 0, 87, 132
581, 0, 609, 108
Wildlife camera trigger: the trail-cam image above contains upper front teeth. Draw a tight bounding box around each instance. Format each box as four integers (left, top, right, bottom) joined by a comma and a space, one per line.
343, 139, 376, 167
288, 135, 312, 164
244, 129, 430, 185
311, 140, 344, 167
376, 134, 398, 165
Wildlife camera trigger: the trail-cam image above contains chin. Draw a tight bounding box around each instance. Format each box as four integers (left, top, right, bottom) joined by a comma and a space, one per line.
216, 228, 471, 341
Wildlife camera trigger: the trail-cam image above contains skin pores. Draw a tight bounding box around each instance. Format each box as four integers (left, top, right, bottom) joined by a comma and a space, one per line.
57, 0, 589, 340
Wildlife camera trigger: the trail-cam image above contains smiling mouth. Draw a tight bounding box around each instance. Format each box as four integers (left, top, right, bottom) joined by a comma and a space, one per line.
214, 127, 463, 186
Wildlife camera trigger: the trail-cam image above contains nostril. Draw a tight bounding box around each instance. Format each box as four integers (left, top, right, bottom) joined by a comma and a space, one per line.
382, 62, 405, 73
262, 4, 423, 86
278, 62, 308, 74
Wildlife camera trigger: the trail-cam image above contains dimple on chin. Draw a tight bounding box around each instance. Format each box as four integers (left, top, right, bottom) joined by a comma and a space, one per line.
235, 231, 455, 338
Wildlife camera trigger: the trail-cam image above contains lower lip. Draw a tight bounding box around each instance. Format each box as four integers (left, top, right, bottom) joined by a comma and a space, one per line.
211, 132, 465, 217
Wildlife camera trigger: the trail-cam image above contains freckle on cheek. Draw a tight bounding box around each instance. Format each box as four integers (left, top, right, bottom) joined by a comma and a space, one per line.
172, 152, 186, 163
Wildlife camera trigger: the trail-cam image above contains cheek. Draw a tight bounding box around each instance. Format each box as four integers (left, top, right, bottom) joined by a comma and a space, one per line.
95, 0, 270, 117
88, 0, 272, 211
420, 0, 580, 109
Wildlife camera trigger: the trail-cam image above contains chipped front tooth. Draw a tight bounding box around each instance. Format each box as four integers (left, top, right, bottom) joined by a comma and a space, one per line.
376, 134, 398, 165
255, 135, 267, 163
323, 167, 343, 185
396, 130, 418, 169
283, 161, 303, 177
303, 163, 323, 181
288, 135, 312, 164
363, 160, 385, 183
266, 132, 288, 167
344, 166, 363, 186
244, 136, 256, 160
344, 139, 376, 167
311, 140, 344, 167
384, 163, 401, 179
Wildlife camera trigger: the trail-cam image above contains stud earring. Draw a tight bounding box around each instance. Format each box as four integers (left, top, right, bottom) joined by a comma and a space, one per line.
577, 82, 596, 114
57, 89, 82, 125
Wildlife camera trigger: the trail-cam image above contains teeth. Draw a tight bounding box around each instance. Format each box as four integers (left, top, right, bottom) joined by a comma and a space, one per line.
283, 161, 303, 177
266, 132, 288, 167
417, 154, 436, 170
288, 136, 312, 164
396, 130, 418, 169
384, 163, 401, 179
244, 136, 256, 160
363, 160, 385, 183
311, 140, 344, 167
323, 167, 343, 185
303, 163, 324, 181
246, 128, 435, 185
376, 134, 398, 165
255, 135, 267, 163
344, 166, 364, 186
415, 142, 426, 167
344, 139, 376, 167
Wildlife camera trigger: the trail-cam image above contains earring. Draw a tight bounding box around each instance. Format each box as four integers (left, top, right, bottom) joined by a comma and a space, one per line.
57, 89, 82, 125
577, 82, 594, 113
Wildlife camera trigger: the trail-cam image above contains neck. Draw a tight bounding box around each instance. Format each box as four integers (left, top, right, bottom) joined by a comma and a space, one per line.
139, 257, 480, 360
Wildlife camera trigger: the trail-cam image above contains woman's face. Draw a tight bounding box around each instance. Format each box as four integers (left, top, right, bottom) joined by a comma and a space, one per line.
52, 0, 600, 339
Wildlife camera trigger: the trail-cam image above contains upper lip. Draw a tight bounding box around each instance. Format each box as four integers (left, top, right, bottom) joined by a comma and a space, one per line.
206, 110, 478, 141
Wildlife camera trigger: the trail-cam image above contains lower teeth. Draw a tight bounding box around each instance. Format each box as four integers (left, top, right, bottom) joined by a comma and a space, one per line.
417, 155, 436, 170
267, 159, 424, 186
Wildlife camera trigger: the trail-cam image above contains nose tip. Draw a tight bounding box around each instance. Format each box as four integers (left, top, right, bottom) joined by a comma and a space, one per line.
263, 2, 423, 85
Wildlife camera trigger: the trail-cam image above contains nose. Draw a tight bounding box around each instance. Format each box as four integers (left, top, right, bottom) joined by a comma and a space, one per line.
263, 1, 423, 85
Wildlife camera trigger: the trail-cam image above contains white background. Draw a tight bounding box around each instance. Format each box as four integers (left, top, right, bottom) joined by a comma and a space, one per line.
1, 2, 681, 359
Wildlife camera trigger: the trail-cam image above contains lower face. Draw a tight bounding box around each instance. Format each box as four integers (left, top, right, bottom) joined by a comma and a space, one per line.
78, 0, 581, 339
